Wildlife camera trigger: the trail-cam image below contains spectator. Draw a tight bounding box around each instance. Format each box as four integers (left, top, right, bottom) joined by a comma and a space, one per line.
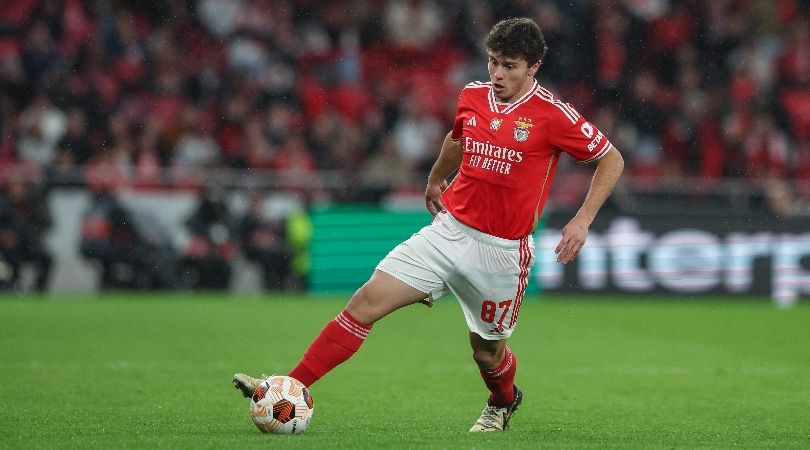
16, 91, 66, 167
21, 20, 59, 88
763, 178, 801, 221
383, 0, 443, 51
271, 135, 320, 192
197, 0, 243, 39
358, 136, 413, 202
285, 194, 313, 290
56, 108, 94, 167
241, 114, 274, 170
79, 190, 139, 289
236, 193, 291, 290
391, 93, 443, 173
621, 71, 664, 174
172, 106, 220, 169
0, 178, 52, 292
180, 186, 236, 289
743, 113, 790, 181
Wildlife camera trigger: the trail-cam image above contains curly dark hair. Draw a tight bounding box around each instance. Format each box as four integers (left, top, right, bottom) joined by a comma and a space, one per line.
484, 17, 549, 65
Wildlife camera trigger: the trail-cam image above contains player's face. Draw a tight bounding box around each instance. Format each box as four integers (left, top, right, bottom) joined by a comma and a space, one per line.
487, 51, 540, 103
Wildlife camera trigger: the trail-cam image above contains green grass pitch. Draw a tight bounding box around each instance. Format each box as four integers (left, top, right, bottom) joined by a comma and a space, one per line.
1, 293, 809, 449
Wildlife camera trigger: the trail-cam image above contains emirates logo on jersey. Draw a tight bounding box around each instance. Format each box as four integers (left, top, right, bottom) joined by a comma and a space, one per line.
513, 117, 534, 142
490, 118, 502, 131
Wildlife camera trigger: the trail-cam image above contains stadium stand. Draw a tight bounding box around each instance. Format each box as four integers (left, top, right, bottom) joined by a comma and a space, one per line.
0, 0, 809, 292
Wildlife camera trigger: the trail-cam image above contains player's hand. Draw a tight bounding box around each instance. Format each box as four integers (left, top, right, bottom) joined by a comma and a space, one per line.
555, 217, 589, 264
425, 180, 449, 216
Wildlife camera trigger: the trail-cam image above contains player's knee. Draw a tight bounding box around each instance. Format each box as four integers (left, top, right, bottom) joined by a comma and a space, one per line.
345, 284, 381, 325
471, 348, 501, 370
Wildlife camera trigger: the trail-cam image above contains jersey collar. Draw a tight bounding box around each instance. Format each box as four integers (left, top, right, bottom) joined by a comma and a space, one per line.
488, 79, 538, 115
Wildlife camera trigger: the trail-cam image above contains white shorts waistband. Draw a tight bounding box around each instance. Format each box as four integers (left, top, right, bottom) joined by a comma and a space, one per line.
441, 211, 524, 250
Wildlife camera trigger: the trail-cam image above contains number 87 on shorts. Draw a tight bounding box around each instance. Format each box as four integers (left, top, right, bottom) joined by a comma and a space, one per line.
480, 299, 513, 335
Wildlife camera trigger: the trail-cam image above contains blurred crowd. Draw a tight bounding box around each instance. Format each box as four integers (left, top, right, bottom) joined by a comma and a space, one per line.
1, 0, 810, 290
0, 0, 808, 194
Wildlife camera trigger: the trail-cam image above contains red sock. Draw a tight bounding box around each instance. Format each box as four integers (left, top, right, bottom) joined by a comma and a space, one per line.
288, 310, 371, 387
480, 346, 517, 406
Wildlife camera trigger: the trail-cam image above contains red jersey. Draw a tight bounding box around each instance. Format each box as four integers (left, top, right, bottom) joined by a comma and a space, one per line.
442, 80, 613, 239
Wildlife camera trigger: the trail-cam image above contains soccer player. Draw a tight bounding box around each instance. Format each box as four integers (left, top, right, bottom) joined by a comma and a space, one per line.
234, 17, 624, 432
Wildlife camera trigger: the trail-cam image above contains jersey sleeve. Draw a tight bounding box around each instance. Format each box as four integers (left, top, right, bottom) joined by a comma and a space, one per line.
548, 102, 613, 163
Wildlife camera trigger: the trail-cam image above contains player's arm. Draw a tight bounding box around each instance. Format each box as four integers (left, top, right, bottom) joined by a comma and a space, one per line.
425, 132, 463, 216
555, 145, 624, 263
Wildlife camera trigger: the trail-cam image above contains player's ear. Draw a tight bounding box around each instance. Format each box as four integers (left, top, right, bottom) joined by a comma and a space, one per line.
529, 60, 541, 77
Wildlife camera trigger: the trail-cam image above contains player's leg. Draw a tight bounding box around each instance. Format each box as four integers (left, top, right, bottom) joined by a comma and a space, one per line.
470, 332, 517, 404
441, 222, 531, 431
234, 270, 430, 396
285, 270, 429, 386
278, 218, 455, 390
343, 270, 431, 323
234, 215, 454, 396
468, 332, 522, 432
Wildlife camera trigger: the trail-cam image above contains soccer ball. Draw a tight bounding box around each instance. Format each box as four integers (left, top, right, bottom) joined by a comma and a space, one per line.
249, 375, 314, 434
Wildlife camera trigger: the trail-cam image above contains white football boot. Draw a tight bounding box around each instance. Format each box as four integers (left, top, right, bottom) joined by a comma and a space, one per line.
232, 373, 269, 398
469, 385, 523, 432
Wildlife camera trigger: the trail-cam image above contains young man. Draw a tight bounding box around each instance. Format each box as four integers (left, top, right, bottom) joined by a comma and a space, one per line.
234, 17, 624, 432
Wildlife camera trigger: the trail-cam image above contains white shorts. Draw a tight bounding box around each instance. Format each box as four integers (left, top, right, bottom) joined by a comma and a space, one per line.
376, 211, 534, 340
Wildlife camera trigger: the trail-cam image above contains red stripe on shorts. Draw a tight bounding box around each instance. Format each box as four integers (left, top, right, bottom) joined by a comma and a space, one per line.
508, 236, 532, 329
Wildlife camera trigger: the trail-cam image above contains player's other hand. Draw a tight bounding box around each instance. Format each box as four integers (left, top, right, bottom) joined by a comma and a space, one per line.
425, 181, 449, 216
556, 217, 589, 264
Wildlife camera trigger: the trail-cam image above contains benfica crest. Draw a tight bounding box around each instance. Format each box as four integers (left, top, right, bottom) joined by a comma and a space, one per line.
490, 118, 503, 131
513, 117, 533, 142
